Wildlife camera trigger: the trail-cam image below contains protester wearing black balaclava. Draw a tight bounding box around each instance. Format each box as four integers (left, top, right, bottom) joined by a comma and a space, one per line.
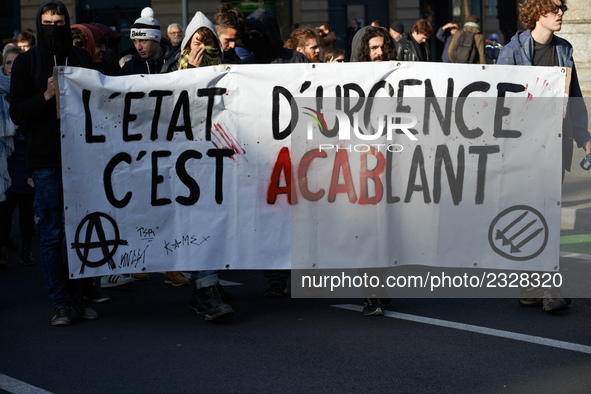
9, 0, 96, 327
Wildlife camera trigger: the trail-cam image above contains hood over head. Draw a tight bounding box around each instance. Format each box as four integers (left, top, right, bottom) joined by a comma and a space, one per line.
242, 8, 283, 61
350, 26, 370, 62
36, 0, 73, 58
181, 11, 223, 57
71, 24, 95, 60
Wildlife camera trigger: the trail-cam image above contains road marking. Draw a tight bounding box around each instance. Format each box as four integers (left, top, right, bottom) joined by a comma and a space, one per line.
559, 251, 591, 260
332, 304, 591, 355
0, 373, 53, 394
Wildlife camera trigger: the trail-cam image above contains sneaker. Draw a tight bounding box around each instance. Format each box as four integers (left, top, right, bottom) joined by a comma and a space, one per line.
379, 298, 392, 307
264, 284, 287, 297
543, 289, 568, 313
72, 298, 99, 320
192, 285, 234, 321
131, 272, 150, 281
20, 244, 36, 266
100, 274, 134, 288
164, 271, 189, 286
51, 306, 71, 326
363, 298, 384, 316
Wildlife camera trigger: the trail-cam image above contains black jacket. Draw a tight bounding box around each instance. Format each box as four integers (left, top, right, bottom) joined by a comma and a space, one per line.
9, 0, 93, 170
396, 33, 431, 62
119, 39, 175, 75
241, 8, 308, 64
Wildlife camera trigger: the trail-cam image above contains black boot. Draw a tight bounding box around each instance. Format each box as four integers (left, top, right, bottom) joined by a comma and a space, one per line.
191, 284, 234, 321
20, 244, 36, 266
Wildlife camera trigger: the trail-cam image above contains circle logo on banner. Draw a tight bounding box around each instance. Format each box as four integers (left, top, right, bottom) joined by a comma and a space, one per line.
488, 205, 549, 261
72, 212, 128, 274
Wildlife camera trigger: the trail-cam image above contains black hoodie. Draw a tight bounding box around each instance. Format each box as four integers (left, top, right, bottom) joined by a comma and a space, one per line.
241, 8, 308, 64
119, 39, 175, 75
9, 0, 93, 170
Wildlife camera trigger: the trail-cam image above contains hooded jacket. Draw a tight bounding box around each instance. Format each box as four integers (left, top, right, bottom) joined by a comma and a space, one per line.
497, 29, 591, 171
71, 24, 97, 62
241, 8, 308, 64
119, 36, 175, 75
9, 0, 93, 170
163, 11, 224, 73
349, 26, 369, 62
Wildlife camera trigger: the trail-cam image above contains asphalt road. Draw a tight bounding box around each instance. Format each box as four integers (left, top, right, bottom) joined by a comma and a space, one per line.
2, 248, 591, 393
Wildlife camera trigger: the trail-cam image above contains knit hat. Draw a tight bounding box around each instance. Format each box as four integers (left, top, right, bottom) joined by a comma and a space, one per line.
390, 21, 404, 34
90, 23, 122, 47
82, 23, 104, 43
130, 7, 161, 42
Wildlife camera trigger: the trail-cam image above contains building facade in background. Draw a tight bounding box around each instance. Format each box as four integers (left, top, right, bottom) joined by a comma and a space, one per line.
3, 0, 590, 94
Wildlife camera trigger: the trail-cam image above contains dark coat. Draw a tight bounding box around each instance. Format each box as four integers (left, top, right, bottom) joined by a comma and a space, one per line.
241, 8, 309, 64
119, 39, 175, 75
9, 0, 93, 170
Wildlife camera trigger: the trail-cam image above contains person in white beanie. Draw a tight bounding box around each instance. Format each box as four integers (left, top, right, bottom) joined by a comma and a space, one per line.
119, 7, 175, 75
118, 7, 188, 287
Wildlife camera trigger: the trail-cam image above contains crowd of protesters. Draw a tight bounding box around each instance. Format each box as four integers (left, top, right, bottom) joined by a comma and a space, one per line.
0, 0, 585, 325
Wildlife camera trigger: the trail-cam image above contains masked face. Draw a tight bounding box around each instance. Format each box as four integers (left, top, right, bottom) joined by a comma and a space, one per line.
189, 31, 221, 67
40, 11, 71, 57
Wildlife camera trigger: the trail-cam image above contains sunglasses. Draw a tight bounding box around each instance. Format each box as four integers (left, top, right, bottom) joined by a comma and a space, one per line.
74, 40, 86, 48
551, 5, 567, 14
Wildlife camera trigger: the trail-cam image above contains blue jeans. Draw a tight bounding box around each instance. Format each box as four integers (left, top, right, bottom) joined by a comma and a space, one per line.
33, 168, 71, 309
191, 270, 219, 289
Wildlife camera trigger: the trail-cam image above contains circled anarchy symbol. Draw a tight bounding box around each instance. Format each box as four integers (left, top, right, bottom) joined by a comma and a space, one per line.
71, 212, 128, 274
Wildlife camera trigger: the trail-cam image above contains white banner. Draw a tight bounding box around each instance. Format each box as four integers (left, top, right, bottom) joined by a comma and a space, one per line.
57, 62, 567, 277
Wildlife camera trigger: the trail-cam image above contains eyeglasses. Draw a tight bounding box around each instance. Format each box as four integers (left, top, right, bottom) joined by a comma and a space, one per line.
551, 5, 567, 14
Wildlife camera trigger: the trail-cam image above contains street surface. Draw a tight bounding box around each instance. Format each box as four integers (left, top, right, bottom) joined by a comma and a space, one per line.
1, 146, 591, 393
1, 236, 591, 393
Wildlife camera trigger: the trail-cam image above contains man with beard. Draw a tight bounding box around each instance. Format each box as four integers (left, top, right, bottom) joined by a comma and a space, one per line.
285, 27, 320, 63
9, 0, 97, 326
167, 23, 183, 55
349, 25, 396, 315
350, 25, 397, 62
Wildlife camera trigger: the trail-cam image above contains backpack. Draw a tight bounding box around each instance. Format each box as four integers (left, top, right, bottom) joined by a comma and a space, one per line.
454, 30, 477, 63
